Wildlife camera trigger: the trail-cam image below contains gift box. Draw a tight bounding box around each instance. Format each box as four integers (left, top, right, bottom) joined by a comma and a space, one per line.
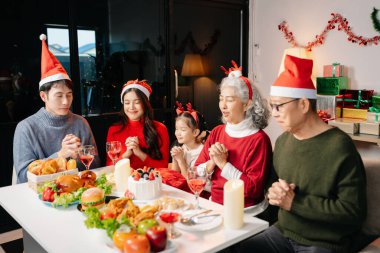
359, 122, 380, 136
367, 107, 380, 123
337, 89, 374, 109
317, 95, 336, 122
323, 63, 346, 77
316, 77, 348, 95
27, 168, 79, 192
328, 118, 364, 134
342, 108, 368, 120
372, 96, 380, 109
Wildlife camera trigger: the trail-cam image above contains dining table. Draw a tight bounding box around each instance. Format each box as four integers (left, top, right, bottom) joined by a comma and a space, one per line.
0, 166, 269, 253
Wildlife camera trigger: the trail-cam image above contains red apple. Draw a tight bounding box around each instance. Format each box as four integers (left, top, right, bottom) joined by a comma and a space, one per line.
123, 234, 150, 253
146, 225, 167, 252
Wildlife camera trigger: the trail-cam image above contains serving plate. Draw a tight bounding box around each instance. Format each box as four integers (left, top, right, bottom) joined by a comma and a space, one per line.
175, 210, 222, 232
38, 194, 79, 207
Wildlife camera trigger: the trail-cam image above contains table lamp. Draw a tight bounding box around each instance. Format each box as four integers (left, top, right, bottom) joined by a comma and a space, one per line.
180, 54, 205, 104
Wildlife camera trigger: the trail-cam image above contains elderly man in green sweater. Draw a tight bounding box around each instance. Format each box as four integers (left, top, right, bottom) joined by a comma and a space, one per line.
240, 55, 367, 253
13, 34, 100, 183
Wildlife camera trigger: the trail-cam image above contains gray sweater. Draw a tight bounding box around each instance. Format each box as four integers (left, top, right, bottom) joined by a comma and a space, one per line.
13, 108, 100, 183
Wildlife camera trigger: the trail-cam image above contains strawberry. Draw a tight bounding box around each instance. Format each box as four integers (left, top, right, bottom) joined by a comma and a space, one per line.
149, 172, 155, 180
134, 173, 141, 181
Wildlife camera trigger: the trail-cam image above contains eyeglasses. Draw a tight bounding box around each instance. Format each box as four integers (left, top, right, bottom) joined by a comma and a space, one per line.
270, 98, 299, 112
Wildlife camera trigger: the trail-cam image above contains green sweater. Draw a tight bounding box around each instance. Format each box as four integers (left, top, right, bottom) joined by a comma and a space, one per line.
273, 127, 366, 252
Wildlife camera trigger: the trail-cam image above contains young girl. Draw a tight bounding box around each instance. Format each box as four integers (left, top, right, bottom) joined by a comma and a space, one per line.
170, 102, 208, 177
106, 79, 170, 169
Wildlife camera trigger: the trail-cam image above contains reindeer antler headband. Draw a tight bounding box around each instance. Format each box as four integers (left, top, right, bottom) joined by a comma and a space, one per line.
220, 60, 253, 100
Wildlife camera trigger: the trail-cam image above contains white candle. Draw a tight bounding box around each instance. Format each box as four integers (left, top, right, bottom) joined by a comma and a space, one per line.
223, 179, 244, 229
114, 158, 131, 193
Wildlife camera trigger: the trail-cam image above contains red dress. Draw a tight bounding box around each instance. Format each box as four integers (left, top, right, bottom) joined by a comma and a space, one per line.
106, 120, 169, 169
195, 125, 272, 207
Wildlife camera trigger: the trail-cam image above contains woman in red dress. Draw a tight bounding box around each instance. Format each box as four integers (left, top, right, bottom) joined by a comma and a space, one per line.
106, 79, 169, 169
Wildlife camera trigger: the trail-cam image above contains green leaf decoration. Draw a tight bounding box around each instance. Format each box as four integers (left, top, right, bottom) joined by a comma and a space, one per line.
371, 7, 380, 33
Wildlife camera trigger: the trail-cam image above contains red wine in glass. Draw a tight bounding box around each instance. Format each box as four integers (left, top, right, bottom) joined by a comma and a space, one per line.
188, 178, 206, 195
159, 212, 181, 239
78, 145, 95, 170
107, 150, 120, 161
106, 141, 122, 166
80, 155, 94, 168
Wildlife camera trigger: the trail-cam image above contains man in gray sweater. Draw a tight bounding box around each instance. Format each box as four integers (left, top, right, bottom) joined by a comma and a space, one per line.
13, 34, 100, 183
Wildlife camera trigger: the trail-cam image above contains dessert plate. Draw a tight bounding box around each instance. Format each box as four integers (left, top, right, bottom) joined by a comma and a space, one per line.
175, 210, 222, 232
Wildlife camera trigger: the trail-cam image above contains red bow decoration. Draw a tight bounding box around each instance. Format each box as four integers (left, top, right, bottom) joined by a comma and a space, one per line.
220, 60, 253, 100
186, 103, 199, 126
176, 101, 185, 115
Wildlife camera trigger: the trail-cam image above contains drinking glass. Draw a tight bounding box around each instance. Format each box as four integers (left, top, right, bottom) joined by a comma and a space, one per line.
78, 145, 95, 170
159, 211, 181, 239
187, 166, 207, 209
106, 141, 122, 166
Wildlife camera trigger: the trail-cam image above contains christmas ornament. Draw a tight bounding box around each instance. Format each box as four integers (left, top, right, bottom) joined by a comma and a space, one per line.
278, 12, 380, 51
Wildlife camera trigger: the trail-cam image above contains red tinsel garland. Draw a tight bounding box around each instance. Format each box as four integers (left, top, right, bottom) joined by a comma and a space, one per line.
278, 13, 380, 51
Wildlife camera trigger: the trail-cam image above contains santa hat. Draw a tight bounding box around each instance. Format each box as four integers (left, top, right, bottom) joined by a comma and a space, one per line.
120, 79, 152, 103
0, 69, 12, 81
271, 54, 316, 99
220, 60, 253, 99
39, 34, 71, 90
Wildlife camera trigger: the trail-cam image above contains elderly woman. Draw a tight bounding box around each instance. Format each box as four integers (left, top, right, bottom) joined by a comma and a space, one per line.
195, 61, 272, 208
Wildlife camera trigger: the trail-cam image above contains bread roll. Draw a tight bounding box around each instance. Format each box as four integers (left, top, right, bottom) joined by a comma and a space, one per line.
55, 157, 67, 172
28, 160, 45, 175
41, 159, 58, 175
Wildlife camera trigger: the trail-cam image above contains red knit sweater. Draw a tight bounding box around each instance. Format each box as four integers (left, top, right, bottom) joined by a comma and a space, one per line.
195, 125, 272, 207
106, 120, 169, 169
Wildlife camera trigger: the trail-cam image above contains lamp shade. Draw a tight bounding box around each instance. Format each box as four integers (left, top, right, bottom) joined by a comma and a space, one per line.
278, 47, 317, 85
181, 54, 205, 76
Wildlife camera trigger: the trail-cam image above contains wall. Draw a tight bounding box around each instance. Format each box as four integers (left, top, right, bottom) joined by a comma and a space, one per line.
251, 0, 380, 159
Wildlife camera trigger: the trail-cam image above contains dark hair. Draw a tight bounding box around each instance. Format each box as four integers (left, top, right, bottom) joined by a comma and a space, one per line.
174, 108, 209, 148
116, 88, 162, 160
309, 99, 317, 112
39, 79, 73, 93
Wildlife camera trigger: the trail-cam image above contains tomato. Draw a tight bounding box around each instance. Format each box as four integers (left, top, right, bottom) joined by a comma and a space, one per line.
100, 210, 116, 220
113, 229, 135, 251
123, 234, 150, 253
42, 187, 55, 202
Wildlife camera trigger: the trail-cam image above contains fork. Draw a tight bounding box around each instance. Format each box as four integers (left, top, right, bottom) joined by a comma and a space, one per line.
180, 209, 212, 225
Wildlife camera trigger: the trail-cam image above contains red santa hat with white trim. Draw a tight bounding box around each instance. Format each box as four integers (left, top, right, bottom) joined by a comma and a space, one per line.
39, 34, 71, 90
270, 54, 316, 99
120, 79, 152, 103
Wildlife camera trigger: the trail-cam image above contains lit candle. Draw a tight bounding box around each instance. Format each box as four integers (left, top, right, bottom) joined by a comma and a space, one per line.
114, 158, 131, 193
223, 179, 244, 229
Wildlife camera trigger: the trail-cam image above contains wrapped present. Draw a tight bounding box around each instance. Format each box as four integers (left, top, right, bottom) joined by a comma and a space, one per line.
367, 107, 380, 123
328, 118, 364, 134
359, 122, 380, 136
338, 89, 374, 109
317, 95, 336, 122
342, 108, 368, 120
323, 63, 346, 77
316, 77, 348, 95
372, 96, 380, 109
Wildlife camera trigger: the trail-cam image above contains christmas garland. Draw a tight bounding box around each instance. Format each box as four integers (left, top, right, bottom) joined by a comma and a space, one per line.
278, 12, 380, 51
371, 7, 380, 33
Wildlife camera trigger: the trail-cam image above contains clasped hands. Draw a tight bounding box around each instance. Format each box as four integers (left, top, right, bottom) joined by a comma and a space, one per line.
123, 136, 146, 161
58, 134, 81, 159
267, 179, 296, 211
170, 146, 185, 162
207, 142, 228, 173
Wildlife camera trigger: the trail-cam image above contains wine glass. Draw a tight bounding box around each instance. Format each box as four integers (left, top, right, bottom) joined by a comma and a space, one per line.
78, 145, 95, 170
106, 141, 122, 166
187, 166, 207, 209
159, 211, 181, 239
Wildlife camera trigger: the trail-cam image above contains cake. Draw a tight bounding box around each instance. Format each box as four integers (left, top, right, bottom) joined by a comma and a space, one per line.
127, 168, 162, 200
